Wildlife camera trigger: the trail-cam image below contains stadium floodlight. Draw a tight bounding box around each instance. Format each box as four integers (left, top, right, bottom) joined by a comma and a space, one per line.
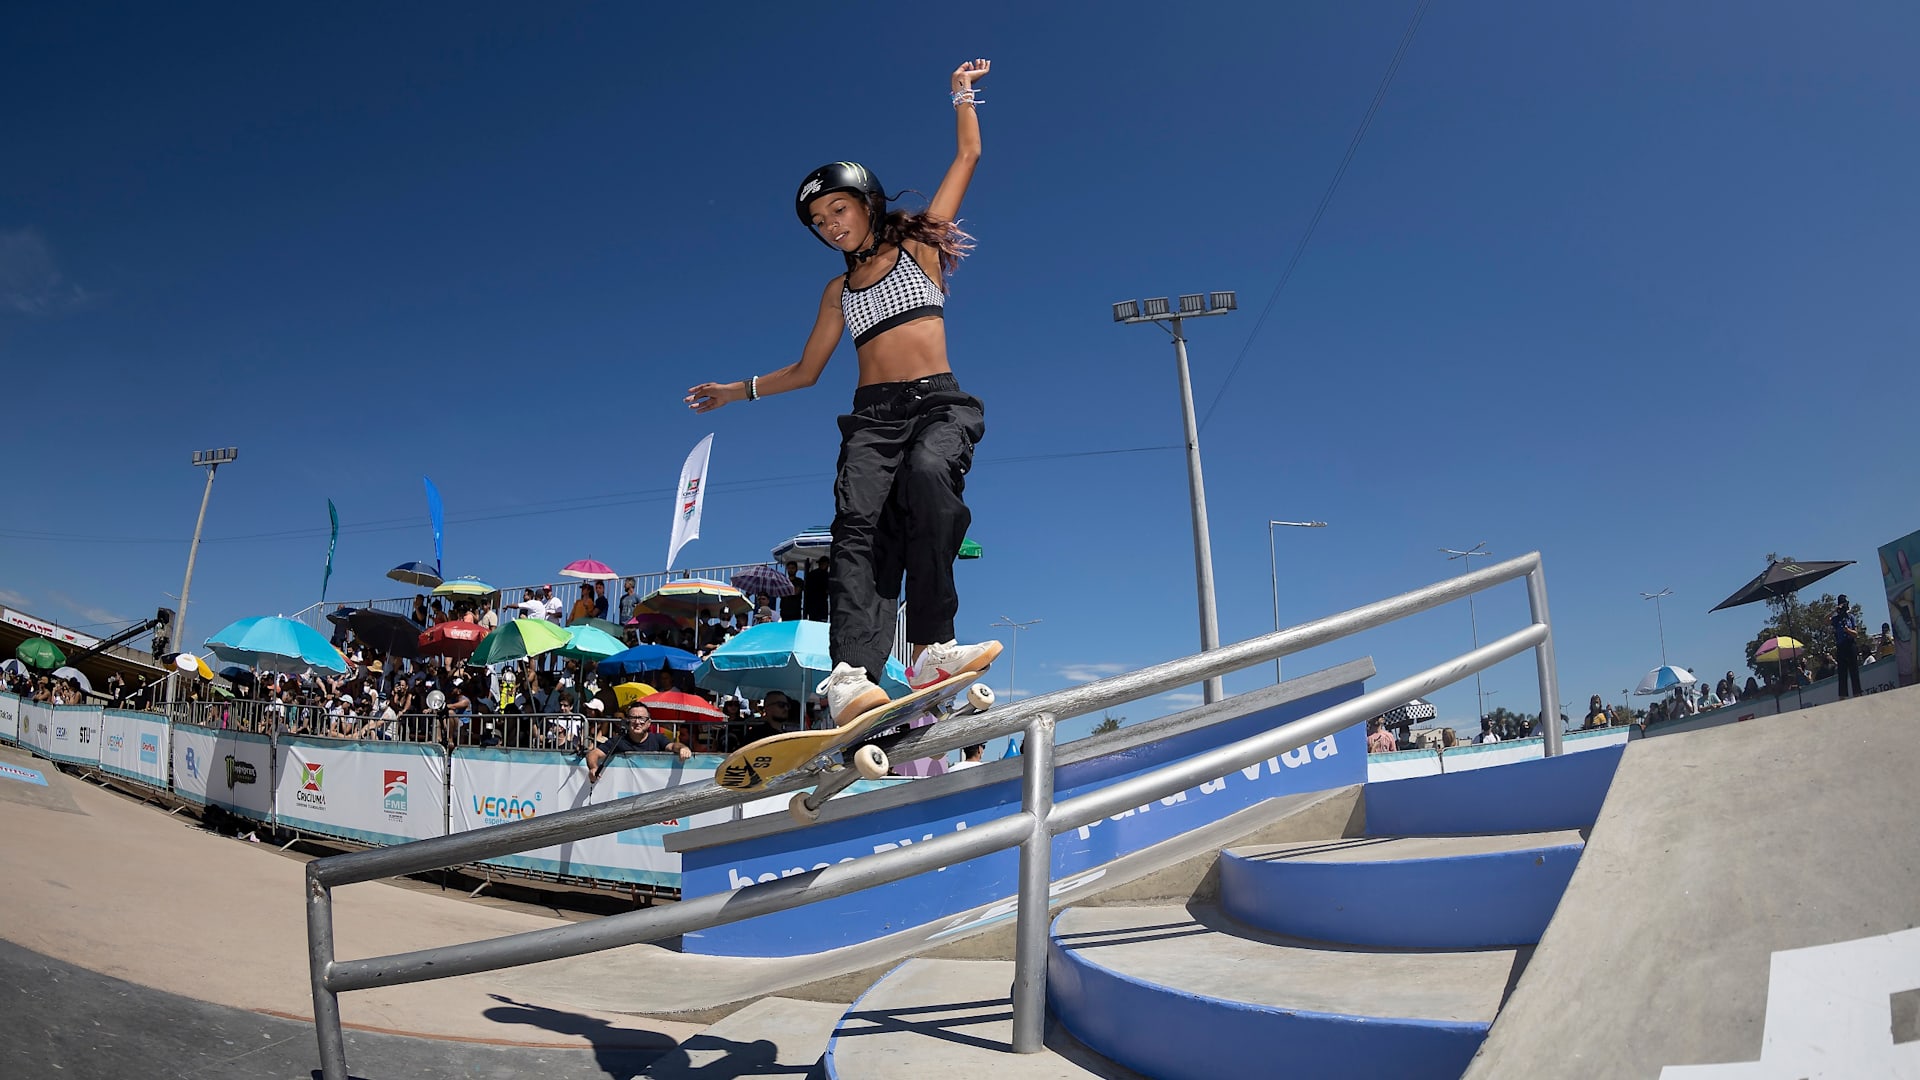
1111, 300, 1140, 322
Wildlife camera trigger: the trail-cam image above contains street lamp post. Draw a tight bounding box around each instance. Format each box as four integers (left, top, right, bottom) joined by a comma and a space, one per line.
1442, 543, 1492, 723
1268, 519, 1328, 684
990, 615, 1041, 705
175, 447, 239, 666
1640, 587, 1673, 665
1114, 292, 1236, 704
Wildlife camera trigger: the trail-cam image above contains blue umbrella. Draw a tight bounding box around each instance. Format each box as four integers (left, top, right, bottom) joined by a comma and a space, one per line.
598, 643, 702, 677
694, 619, 908, 700
1634, 664, 1697, 696
387, 561, 443, 588
205, 615, 349, 674
771, 526, 833, 565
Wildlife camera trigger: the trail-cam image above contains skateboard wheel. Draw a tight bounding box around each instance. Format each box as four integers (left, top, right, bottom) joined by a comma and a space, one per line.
853, 744, 889, 780
967, 683, 995, 711
787, 791, 820, 824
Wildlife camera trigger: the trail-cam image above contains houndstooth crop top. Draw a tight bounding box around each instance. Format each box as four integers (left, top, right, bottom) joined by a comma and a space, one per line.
841, 246, 945, 347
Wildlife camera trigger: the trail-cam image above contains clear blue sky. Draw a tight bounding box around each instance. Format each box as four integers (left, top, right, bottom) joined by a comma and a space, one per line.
3, 3, 1915, 737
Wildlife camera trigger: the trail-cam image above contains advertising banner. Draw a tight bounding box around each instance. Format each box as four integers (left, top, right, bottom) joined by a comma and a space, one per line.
1881, 529, 1919, 689
0, 693, 18, 743
679, 679, 1372, 957
20, 701, 54, 755
274, 738, 448, 846
98, 710, 170, 789
449, 749, 732, 887
44, 705, 101, 766
171, 724, 275, 822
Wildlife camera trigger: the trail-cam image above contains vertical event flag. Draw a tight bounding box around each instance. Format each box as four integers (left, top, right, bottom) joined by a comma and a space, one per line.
321, 499, 338, 603
666, 434, 714, 571
423, 476, 444, 578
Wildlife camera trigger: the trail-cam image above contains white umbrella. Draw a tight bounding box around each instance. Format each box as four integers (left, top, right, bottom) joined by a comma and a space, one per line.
1634, 664, 1697, 696
49, 666, 93, 694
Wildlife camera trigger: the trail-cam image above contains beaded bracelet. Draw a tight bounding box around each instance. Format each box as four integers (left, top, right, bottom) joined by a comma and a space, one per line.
748, 375, 760, 401
951, 89, 982, 107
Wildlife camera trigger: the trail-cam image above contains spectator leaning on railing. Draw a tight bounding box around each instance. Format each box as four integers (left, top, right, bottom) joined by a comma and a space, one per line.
586, 703, 690, 785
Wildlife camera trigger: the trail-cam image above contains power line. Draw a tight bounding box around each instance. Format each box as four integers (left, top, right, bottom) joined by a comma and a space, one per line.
0, 443, 1181, 547
1198, 0, 1433, 432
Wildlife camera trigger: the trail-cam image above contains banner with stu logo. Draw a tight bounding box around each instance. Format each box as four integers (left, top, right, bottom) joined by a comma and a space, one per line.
274, 738, 448, 845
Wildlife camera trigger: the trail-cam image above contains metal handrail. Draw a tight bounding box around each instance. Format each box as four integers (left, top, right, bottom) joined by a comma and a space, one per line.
307, 551, 1560, 1078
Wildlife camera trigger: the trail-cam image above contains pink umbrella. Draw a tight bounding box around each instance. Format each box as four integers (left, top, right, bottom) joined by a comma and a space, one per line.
561, 558, 619, 581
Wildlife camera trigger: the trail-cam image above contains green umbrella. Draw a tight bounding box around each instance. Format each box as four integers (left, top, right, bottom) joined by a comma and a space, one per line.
16, 637, 66, 670
556, 624, 626, 662
958, 537, 983, 560
468, 617, 572, 667
567, 616, 628, 639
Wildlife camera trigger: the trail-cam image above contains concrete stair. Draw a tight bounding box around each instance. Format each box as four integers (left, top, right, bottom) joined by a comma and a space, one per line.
825, 745, 1626, 1079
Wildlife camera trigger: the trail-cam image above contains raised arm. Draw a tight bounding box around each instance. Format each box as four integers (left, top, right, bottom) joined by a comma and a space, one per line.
927, 58, 989, 225
685, 276, 844, 412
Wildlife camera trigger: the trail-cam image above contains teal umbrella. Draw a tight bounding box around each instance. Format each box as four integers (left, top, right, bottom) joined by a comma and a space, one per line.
556, 623, 626, 662
205, 616, 348, 674
469, 617, 572, 667
694, 619, 909, 700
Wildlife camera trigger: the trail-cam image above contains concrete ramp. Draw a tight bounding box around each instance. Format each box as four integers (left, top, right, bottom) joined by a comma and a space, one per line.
1465, 686, 1920, 1080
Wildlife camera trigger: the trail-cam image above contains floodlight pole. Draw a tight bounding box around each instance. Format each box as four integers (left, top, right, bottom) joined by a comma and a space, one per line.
1641, 587, 1673, 665
1443, 544, 1492, 723
176, 447, 239, 668
989, 615, 1041, 705
1114, 293, 1237, 705
1268, 520, 1329, 685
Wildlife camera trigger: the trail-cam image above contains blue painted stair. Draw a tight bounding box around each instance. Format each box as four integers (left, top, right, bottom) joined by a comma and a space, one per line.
825, 745, 1627, 1079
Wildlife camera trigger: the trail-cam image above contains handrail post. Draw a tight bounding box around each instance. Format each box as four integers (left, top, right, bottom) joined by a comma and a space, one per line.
1010, 712, 1057, 1053
1527, 561, 1564, 757
307, 869, 349, 1080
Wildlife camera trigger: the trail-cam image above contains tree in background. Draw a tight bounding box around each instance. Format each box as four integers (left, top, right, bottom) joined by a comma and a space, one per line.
1091, 712, 1124, 735
1743, 592, 1865, 679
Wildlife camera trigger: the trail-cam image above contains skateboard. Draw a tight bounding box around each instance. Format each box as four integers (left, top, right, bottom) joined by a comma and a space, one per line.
717, 670, 994, 822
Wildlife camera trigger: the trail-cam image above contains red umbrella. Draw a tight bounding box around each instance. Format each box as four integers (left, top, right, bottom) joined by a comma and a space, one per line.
561, 558, 619, 581
419, 620, 488, 661
640, 690, 727, 722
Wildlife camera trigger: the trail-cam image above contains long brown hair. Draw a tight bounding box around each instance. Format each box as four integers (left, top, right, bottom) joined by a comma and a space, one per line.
848, 196, 974, 285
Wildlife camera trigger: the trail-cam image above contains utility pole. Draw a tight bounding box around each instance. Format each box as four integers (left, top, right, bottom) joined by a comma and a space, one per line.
1640, 587, 1673, 665
1442, 543, 1492, 723
989, 615, 1042, 704
175, 447, 239, 671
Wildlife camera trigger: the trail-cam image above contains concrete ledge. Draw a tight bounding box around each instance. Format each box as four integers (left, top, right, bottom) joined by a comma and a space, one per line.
1365, 743, 1624, 835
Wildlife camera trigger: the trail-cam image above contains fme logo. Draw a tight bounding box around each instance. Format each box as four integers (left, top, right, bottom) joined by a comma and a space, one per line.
472, 792, 540, 823
383, 770, 408, 816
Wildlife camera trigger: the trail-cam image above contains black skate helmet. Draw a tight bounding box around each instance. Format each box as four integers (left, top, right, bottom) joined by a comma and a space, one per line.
795, 161, 883, 250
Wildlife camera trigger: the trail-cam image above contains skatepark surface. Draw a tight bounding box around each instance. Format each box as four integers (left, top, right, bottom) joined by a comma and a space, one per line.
1465, 685, 1920, 1079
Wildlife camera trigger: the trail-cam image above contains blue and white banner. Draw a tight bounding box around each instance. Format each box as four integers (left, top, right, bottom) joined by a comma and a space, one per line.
0, 693, 18, 743
274, 738, 448, 845
171, 724, 275, 822
43, 704, 101, 766
679, 680, 1371, 957
98, 709, 169, 789
665, 434, 713, 571
449, 748, 733, 887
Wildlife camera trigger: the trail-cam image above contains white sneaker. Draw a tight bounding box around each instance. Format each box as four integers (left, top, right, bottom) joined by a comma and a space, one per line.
909, 639, 1004, 690
816, 662, 890, 724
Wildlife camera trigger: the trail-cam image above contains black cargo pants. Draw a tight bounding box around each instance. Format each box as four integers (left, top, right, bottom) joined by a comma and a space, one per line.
829, 373, 985, 678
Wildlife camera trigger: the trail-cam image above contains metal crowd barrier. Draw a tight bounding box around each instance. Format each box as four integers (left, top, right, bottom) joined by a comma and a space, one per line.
304, 552, 1562, 1079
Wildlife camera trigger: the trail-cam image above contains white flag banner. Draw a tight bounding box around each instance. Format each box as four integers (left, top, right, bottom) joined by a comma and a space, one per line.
666, 433, 714, 570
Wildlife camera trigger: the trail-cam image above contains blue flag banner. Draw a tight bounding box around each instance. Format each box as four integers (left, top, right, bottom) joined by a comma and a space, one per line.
424, 476, 444, 578
322, 499, 338, 603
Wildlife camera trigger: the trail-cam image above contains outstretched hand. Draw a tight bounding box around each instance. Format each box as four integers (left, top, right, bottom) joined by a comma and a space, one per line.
685, 381, 740, 414
952, 58, 990, 91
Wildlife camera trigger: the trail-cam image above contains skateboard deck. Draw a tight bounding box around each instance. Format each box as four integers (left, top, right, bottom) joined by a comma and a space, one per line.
718, 671, 982, 791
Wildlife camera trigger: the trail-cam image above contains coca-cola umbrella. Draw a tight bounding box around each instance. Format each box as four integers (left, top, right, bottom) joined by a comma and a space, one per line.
419, 620, 488, 661
640, 690, 726, 723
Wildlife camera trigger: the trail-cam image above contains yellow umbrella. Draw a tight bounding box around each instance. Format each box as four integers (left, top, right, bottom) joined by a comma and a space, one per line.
1755, 636, 1805, 664
612, 682, 658, 707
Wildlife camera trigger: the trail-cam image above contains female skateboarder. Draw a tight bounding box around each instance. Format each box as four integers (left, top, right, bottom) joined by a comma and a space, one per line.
687, 58, 1001, 722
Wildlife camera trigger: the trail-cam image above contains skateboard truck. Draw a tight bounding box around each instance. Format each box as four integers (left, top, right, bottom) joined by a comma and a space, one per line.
786, 681, 995, 824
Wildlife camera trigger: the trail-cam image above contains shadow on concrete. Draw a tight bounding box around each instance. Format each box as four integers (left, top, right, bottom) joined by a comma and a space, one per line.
483, 994, 678, 1077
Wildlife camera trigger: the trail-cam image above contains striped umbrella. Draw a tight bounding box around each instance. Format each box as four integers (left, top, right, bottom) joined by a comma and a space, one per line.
469, 617, 572, 667
560, 558, 619, 581
643, 578, 749, 615
1634, 664, 1697, 696
1754, 636, 1804, 664
433, 576, 497, 597
732, 565, 796, 597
